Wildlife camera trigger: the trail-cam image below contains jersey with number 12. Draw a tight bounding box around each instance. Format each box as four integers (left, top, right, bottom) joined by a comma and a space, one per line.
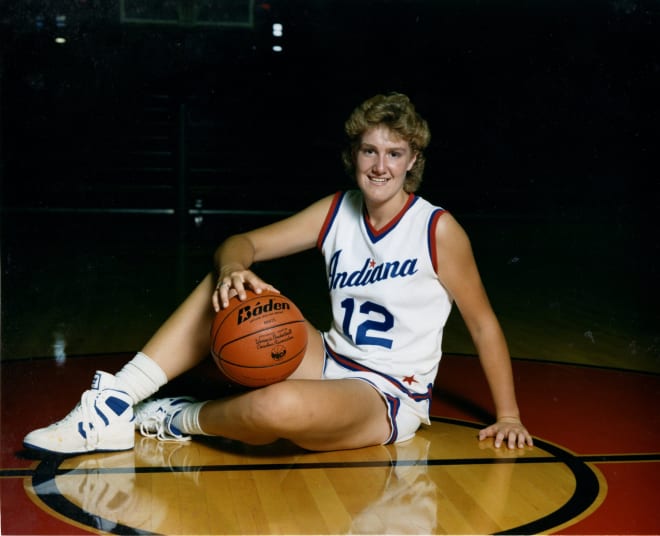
317, 189, 453, 395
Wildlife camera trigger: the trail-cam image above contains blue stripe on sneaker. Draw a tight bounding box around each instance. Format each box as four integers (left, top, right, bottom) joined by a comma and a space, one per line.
105, 396, 130, 417
95, 405, 110, 426
169, 423, 183, 436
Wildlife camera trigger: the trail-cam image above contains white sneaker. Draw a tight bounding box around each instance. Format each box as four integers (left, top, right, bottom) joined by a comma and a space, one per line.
23, 371, 135, 455
134, 397, 197, 442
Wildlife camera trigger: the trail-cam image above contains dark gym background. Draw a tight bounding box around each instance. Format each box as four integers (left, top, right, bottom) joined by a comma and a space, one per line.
1, 0, 658, 372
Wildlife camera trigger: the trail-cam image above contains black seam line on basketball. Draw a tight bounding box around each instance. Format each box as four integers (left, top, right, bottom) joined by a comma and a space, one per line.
216, 324, 305, 360
218, 319, 305, 347
220, 352, 305, 368
5, 451, 659, 479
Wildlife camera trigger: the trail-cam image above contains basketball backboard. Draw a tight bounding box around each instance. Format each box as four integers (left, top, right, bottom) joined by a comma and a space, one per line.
119, 0, 254, 28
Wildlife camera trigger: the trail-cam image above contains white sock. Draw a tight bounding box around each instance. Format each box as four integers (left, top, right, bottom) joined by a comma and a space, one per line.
172, 401, 211, 436
114, 352, 169, 404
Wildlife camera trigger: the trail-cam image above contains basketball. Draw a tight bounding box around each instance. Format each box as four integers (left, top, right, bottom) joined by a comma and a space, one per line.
210, 289, 308, 387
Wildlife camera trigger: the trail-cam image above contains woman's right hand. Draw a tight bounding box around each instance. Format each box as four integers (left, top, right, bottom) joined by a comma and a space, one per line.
212, 269, 280, 312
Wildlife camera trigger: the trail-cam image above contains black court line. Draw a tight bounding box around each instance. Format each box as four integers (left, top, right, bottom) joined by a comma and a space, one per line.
14, 416, 631, 535
3, 450, 658, 479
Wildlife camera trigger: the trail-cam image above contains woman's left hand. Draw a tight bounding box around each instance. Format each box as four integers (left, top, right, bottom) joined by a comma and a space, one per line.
478, 417, 534, 449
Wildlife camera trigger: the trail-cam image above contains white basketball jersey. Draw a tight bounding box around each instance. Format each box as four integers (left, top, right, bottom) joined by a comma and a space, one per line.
317, 189, 453, 397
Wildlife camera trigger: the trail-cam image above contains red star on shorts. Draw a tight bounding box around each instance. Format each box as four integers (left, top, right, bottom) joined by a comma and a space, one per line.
403, 375, 417, 385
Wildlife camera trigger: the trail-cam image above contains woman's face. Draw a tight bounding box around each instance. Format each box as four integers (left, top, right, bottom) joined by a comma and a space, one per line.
355, 125, 417, 202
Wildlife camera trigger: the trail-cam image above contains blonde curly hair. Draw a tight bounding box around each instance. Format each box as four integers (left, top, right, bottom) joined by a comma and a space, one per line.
341, 93, 431, 193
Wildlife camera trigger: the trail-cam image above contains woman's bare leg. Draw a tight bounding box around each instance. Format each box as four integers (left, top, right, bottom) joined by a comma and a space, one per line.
141, 272, 217, 379
140, 284, 390, 451
197, 377, 392, 451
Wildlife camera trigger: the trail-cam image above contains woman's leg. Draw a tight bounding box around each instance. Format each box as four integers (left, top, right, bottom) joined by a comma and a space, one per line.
197, 377, 392, 451
141, 272, 217, 379
23, 273, 218, 455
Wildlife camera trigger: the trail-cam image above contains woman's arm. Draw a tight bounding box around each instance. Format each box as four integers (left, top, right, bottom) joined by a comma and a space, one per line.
435, 212, 533, 448
212, 194, 336, 310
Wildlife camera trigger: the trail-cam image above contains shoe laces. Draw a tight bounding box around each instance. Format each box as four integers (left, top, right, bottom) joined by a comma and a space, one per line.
139, 407, 191, 442
65, 389, 101, 448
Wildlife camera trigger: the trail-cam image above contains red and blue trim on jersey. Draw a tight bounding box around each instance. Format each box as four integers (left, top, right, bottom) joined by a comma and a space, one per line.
317, 191, 428, 249
363, 192, 418, 243
323, 341, 434, 405
317, 190, 345, 250
383, 393, 402, 443
427, 208, 447, 273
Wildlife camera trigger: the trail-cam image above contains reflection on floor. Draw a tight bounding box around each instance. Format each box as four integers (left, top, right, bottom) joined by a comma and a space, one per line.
23, 426, 576, 535
2, 352, 658, 535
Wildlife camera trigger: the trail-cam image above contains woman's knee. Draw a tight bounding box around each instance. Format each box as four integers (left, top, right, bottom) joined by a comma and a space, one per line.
247, 382, 308, 433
